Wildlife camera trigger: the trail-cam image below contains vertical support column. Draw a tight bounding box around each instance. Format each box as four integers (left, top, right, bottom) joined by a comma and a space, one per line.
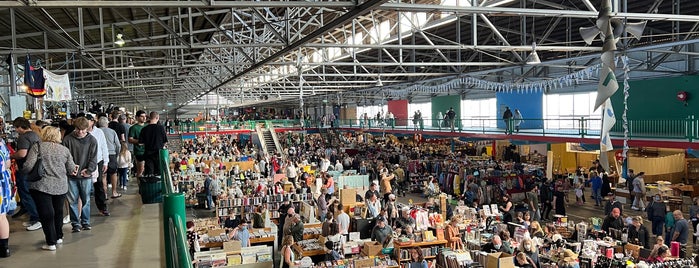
163, 193, 191, 268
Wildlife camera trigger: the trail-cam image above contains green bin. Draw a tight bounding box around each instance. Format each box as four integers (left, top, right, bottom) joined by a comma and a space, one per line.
139, 176, 163, 204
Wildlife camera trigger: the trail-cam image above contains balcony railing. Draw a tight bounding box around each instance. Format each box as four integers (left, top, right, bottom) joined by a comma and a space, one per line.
169, 116, 698, 141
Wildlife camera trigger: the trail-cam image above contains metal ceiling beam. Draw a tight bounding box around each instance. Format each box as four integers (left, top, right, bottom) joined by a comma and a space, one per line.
378, 3, 699, 22
0, 1, 355, 8
13, 8, 146, 106
0, 43, 606, 54
175, 0, 391, 110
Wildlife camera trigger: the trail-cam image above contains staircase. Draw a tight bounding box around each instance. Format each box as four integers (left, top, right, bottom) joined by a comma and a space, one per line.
262, 129, 277, 154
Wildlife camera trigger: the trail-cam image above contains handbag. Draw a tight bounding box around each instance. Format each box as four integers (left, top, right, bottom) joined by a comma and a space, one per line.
26, 142, 46, 182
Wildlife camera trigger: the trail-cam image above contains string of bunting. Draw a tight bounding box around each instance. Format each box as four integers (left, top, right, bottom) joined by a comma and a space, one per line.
375, 59, 630, 98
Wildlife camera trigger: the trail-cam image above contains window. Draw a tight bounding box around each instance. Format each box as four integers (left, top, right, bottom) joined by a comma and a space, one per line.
408, 102, 432, 127
543, 92, 601, 130
461, 98, 497, 128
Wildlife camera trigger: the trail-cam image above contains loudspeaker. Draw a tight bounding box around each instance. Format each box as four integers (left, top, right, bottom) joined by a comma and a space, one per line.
579, 26, 600, 45
625, 21, 647, 40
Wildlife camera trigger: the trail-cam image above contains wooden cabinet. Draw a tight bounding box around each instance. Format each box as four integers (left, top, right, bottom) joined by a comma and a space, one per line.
686, 159, 699, 185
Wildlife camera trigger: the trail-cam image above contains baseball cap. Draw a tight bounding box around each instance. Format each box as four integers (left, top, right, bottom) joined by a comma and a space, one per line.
376, 216, 386, 222
84, 113, 96, 121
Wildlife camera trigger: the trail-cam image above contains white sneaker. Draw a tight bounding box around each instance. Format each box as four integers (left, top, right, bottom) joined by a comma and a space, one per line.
26, 221, 42, 231
22, 222, 32, 227
41, 244, 56, 251
631, 206, 639, 211
63, 215, 70, 224
56, 238, 63, 244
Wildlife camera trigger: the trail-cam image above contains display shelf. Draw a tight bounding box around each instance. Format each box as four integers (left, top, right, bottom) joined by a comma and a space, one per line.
400, 255, 437, 262
393, 240, 447, 267
216, 193, 313, 219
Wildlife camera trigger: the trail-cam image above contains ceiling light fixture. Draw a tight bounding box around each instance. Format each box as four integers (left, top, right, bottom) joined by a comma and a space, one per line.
114, 33, 125, 47
526, 42, 541, 65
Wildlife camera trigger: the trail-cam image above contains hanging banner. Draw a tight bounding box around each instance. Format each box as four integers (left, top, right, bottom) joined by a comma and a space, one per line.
44, 70, 72, 101
24, 56, 46, 98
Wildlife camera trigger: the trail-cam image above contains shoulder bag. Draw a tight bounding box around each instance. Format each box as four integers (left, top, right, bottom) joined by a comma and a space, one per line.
26, 142, 46, 182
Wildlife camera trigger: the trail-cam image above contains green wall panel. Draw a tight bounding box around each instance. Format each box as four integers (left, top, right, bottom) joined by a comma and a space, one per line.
611, 75, 699, 120
610, 75, 699, 137
431, 95, 461, 128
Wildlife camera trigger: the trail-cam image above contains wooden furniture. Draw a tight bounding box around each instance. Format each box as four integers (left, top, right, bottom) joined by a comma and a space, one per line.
393, 239, 447, 267
685, 159, 699, 194
292, 244, 326, 257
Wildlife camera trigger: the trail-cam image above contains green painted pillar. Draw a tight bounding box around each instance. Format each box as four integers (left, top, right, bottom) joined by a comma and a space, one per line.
163, 193, 192, 268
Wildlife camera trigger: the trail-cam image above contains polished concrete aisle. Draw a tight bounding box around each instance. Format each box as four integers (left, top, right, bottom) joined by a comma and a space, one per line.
2, 182, 163, 268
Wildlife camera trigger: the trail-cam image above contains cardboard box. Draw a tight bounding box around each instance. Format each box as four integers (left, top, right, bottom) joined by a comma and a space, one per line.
361, 241, 383, 257
353, 257, 375, 267
486, 252, 514, 268
340, 188, 357, 207
223, 241, 241, 252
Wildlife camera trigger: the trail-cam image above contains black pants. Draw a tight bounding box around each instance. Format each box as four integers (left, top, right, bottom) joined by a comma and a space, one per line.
542, 201, 553, 220
93, 160, 108, 212
30, 190, 65, 246
692, 218, 699, 244
143, 151, 161, 176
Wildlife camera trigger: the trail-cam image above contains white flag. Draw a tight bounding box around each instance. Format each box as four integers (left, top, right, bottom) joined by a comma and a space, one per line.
600, 99, 615, 152
594, 66, 618, 111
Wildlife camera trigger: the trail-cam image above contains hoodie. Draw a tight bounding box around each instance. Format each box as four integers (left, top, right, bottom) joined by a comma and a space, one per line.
62, 132, 98, 179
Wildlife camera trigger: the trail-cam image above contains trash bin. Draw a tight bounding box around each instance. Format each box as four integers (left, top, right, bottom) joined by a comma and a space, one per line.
139, 176, 163, 204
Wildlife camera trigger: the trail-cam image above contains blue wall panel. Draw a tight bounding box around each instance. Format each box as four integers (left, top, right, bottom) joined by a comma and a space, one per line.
496, 91, 544, 129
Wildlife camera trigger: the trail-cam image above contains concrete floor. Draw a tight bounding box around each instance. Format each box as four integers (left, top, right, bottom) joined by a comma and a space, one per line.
3, 180, 162, 268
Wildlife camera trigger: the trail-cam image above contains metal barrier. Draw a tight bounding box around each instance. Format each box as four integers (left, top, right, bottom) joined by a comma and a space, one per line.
171, 117, 699, 141
160, 149, 193, 268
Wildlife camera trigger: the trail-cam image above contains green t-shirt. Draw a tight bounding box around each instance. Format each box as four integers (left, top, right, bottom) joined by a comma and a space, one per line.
129, 123, 145, 156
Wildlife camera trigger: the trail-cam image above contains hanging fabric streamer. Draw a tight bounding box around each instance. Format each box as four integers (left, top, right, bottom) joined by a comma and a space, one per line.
621, 55, 630, 173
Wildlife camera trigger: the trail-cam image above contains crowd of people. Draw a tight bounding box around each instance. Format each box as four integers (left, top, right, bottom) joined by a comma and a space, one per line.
175, 124, 699, 267
0, 110, 168, 256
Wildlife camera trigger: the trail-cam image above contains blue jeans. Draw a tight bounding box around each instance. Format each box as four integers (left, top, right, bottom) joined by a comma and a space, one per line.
593, 188, 602, 206
206, 193, 213, 209
651, 217, 664, 236
118, 168, 128, 188
67, 178, 92, 227
15, 172, 39, 222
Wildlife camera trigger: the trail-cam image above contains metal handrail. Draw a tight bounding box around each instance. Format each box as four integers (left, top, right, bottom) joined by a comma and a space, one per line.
171, 117, 698, 141
160, 149, 193, 268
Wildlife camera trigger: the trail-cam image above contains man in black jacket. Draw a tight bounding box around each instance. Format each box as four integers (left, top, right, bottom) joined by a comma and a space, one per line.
502, 107, 513, 134
602, 208, 624, 233
540, 181, 553, 220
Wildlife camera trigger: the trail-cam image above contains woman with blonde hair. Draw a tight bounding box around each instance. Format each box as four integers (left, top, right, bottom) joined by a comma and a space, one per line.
280, 235, 296, 268
116, 141, 132, 191
446, 215, 464, 250
22, 126, 78, 251
518, 238, 539, 268
530, 221, 544, 238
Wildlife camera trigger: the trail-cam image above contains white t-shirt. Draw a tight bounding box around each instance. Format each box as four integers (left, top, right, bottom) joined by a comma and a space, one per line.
337, 212, 350, 235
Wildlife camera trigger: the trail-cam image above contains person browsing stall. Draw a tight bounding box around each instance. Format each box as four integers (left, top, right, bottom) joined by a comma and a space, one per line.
601, 207, 624, 233
371, 216, 393, 246
481, 235, 511, 253
229, 221, 251, 247
446, 216, 464, 250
